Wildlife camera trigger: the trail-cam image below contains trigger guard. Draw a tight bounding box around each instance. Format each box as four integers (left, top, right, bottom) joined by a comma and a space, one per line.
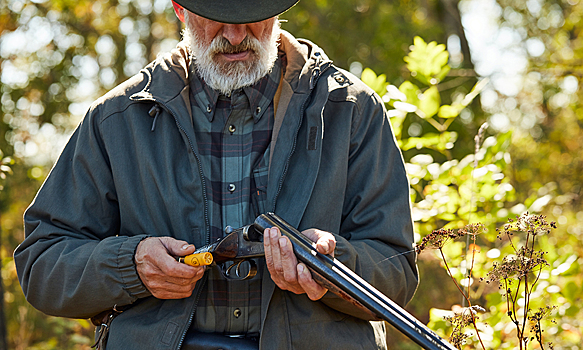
221, 260, 258, 280
235, 259, 257, 280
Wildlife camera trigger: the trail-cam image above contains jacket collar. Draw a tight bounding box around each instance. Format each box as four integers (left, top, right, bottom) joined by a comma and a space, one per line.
130, 42, 192, 104
279, 31, 332, 94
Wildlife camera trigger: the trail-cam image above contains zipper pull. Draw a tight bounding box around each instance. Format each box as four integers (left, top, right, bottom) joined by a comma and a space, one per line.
309, 52, 324, 90
309, 68, 320, 90
148, 105, 161, 132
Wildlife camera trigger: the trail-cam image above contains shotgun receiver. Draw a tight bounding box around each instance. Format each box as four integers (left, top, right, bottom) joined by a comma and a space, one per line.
178, 212, 456, 350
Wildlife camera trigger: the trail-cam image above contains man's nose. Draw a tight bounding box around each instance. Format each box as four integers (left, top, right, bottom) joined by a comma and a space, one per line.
222, 24, 247, 46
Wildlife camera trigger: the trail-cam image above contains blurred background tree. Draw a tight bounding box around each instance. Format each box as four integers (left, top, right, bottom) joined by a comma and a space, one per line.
1, 0, 581, 348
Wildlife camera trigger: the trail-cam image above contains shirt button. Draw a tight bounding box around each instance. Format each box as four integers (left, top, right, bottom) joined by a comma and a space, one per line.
228, 124, 236, 133
255, 106, 261, 114
228, 184, 236, 192
233, 308, 241, 318
206, 105, 212, 113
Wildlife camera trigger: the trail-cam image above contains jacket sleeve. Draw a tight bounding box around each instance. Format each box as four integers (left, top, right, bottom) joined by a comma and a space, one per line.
14, 105, 151, 319
319, 90, 419, 319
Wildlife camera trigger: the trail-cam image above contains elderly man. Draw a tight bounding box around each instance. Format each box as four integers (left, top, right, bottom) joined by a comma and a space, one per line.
14, 0, 418, 349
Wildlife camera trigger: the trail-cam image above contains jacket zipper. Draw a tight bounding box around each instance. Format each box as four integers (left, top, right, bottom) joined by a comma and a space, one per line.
163, 104, 211, 350
272, 56, 331, 211
158, 101, 212, 350
135, 97, 211, 350
177, 274, 207, 350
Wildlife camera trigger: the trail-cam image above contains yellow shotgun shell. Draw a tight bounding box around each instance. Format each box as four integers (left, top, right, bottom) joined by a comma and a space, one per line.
179, 252, 214, 267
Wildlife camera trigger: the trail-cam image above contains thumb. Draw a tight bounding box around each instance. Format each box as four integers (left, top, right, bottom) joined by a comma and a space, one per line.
160, 237, 196, 256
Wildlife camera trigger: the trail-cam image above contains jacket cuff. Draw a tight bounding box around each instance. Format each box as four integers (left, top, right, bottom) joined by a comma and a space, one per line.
118, 235, 152, 300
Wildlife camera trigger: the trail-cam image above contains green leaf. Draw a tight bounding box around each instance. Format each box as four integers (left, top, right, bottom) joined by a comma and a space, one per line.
404, 36, 451, 85
418, 86, 440, 118
360, 68, 378, 88
360, 68, 388, 96
401, 131, 457, 152
438, 104, 464, 119
401, 133, 440, 151
435, 65, 451, 83
398, 81, 420, 106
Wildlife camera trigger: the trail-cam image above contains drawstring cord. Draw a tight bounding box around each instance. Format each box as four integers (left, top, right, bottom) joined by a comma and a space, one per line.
148, 105, 161, 131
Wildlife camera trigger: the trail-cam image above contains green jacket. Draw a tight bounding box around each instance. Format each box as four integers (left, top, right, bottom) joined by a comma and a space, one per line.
15, 31, 418, 350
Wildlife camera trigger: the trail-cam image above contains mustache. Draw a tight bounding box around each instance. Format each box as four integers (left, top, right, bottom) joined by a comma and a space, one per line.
209, 35, 261, 56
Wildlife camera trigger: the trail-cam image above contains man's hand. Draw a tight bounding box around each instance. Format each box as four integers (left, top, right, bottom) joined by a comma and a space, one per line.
135, 237, 205, 299
264, 227, 336, 301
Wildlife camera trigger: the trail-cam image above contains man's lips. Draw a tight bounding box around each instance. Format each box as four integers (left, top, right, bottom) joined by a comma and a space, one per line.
221, 50, 250, 61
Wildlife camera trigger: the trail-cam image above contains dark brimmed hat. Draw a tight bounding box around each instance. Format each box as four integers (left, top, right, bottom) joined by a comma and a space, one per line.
173, 0, 299, 24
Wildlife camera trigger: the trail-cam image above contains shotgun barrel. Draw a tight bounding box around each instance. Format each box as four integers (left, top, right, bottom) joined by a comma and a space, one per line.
254, 212, 457, 350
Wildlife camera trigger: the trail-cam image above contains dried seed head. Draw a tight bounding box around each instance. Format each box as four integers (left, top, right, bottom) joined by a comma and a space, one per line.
416, 224, 484, 254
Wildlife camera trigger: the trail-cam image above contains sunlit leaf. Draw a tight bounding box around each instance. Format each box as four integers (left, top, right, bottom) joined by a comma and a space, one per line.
401, 131, 458, 152
360, 68, 388, 96
438, 104, 460, 119
404, 36, 451, 85
398, 81, 420, 106
418, 86, 440, 118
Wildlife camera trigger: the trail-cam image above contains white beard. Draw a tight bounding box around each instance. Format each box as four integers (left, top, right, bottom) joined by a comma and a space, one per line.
183, 15, 281, 95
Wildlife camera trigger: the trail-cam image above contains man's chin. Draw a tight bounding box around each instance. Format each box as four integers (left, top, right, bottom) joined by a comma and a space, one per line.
200, 61, 264, 94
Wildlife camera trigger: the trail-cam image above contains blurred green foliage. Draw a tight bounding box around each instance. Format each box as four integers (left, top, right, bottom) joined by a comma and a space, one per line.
1, 0, 583, 349
368, 29, 582, 350
376, 29, 581, 346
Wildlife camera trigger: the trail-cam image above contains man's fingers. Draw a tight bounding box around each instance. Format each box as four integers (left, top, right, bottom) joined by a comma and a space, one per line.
317, 238, 335, 255
139, 237, 199, 278
263, 226, 333, 299
278, 237, 299, 283
297, 263, 327, 300
265, 227, 284, 274
141, 264, 204, 299
159, 236, 196, 256
301, 229, 336, 257
135, 237, 205, 299
149, 286, 196, 300
265, 228, 293, 290
157, 253, 199, 278
162, 267, 205, 285
263, 227, 274, 269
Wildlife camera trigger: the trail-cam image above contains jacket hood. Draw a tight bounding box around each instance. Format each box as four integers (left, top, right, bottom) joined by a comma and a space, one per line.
131, 30, 332, 104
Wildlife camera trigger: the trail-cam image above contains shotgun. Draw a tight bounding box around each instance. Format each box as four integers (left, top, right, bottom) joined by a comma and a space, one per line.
178, 212, 456, 350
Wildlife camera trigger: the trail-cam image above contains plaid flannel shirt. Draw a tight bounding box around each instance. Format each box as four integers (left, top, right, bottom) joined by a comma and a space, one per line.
188, 56, 283, 335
